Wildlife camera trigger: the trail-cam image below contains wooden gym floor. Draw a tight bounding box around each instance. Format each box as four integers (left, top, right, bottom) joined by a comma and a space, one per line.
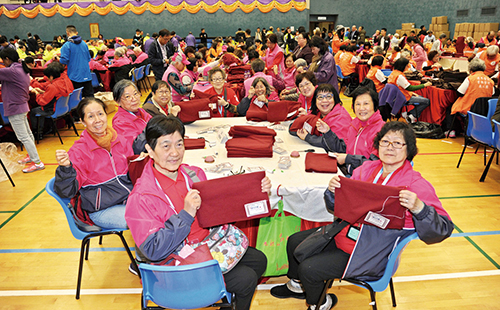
1, 92, 499, 310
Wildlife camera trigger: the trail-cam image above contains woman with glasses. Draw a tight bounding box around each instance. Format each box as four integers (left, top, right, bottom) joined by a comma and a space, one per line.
204, 67, 240, 117
112, 80, 152, 147
295, 71, 318, 115
271, 121, 453, 310
54, 97, 134, 230
289, 84, 351, 147
318, 87, 385, 175
143, 80, 181, 118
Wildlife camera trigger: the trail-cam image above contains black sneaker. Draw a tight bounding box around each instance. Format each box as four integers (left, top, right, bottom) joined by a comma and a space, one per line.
270, 284, 305, 300
128, 262, 139, 276
307, 294, 338, 310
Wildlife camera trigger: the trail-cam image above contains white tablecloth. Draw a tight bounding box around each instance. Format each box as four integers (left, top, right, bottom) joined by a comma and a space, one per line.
183, 117, 339, 222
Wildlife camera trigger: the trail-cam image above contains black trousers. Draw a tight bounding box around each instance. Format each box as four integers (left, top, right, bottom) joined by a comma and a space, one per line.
286, 228, 351, 305
223, 247, 267, 310
71, 80, 94, 98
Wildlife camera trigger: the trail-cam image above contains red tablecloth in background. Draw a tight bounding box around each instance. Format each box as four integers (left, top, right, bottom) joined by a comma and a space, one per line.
356, 64, 370, 82
415, 86, 458, 125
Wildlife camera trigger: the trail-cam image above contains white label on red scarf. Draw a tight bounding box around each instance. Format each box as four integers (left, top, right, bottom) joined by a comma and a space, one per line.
253, 99, 265, 108
365, 211, 390, 229
244, 200, 268, 217
199, 110, 210, 118
303, 122, 313, 134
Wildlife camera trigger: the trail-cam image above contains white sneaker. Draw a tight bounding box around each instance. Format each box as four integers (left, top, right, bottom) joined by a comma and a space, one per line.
308, 294, 338, 310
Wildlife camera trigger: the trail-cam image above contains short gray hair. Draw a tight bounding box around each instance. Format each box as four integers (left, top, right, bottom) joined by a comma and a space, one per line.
114, 50, 123, 58
295, 58, 307, 68
113, 79, 138, 102
486, 45, 499, 56
373, 46, 384, 55
469, 58, 486, 73
133, 46, 142, 53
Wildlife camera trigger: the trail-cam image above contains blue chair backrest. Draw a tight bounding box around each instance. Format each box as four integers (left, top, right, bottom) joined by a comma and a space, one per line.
51, 95, 70, 118
68, 87, 83, 111
46, 178, 90, 240
136, 66, 145, 80
336, 64, 345, 79
0, 102, 9, 124
492, 119, 500, 151
91, 72, 100, 88
381, 69, 392, 77
139, 260, 231, 309
145, 63, 151, 76
468, 111, 494, 145
487, 99, 498, 120
362, 232, 419, 292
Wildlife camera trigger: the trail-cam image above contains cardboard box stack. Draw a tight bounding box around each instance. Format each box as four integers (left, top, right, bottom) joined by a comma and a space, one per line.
454, 22, 499, 40
429, 16, 450, 39
395, 22, 416, 37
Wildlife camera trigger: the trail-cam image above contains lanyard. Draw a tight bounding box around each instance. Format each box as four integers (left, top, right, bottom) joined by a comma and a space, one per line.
373, 167, 394, 185
153, 169, 192, 214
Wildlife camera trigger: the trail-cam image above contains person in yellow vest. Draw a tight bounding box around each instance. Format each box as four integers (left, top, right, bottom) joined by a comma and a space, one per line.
445, 58, 495, 137
366, 55, 387, 93
388, 58, 432, 123
475, 45, 500, 77
444, 38, 456, 54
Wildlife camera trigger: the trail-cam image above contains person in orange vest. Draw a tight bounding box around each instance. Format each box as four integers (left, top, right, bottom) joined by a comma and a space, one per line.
445, 58, 495, 137
422, 51, 443, 76
463, 37, 476, 58
388, 46, 401, 66
478, 31, 498, 47
331, 25, 350, 55
338, 45, 360, 77
334, 44, 347, 65
366, 55, 387, 92
367, 46, 389, 68
388, 58, 432, 123
475, 45, 500, 77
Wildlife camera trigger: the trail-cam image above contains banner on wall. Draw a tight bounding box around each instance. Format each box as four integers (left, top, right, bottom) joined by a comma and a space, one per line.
0, 0, 307, 19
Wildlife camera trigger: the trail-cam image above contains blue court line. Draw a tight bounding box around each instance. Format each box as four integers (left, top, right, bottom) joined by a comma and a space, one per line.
1, 231, 499, 255
0, 247, 136, 254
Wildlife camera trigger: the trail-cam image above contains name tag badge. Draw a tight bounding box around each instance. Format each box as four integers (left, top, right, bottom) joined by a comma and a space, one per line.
244, 200, 269, 217
253, 99, 265, 108
364, 211, 390, 229
198, 110, 210, 118
346, 226, 360, 241
303, 122, 313, 134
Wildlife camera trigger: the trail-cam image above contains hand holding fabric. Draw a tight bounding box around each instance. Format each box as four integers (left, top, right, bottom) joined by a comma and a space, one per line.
261, 176, 271, 194
316, 118, 330, 133
297, 128, 307, 140
184, 189, 202, 217
55, 150, 71, 167
399, 189, 425, 214
328, 175, 341, 192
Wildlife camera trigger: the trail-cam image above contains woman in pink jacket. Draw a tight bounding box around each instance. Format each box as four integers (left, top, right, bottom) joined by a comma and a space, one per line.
54, 97, 134, 229
318, 86, 385, 175
125, 115, 270, 310
407, 37, 427, 70
112, 80, 152, 149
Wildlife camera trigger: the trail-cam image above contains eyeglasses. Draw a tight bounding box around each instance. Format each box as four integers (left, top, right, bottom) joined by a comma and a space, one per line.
298, 81, 312, 89
156, 90, 170, 95
211, 78, 224, 82
122, 92, 141, 102
316, 94, 334, 101
379, 140, 406, 149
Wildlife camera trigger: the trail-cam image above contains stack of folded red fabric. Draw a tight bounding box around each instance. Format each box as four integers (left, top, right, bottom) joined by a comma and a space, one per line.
305, 153, 338, 173
184, 138, 206, 150
226, 126, 276, 158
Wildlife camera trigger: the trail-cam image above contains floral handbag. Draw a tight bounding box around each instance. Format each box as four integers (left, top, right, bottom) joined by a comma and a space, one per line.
201, 224, 249, 273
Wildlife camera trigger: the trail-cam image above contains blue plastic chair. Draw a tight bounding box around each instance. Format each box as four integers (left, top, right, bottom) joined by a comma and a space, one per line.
45, 178, 138, 299
479, 119, 500, 182
316, 232, 419, 310
34, 94, 70, 144
91, 72, 100, 88
139, 260, 234, 309
143, 63, 152, 89
457, 111, 495, 180
132, 66, 146, 91
67, 87, 83, 137
381, 69, 392, 77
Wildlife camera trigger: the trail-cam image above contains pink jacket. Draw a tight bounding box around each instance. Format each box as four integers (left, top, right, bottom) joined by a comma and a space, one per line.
134, 52, 149, 64
412, 44, 427, 70
112, 106, 152, 147
265, 44, 284, 76
244, 72, 273, 97
125, 161, 207, 261
109, 56, 132, 68
323, 104, 352, 140
346, 110, 385, 158
162, 64, 184, 102
55, 129, 134, 212
89, 59, 107, 71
